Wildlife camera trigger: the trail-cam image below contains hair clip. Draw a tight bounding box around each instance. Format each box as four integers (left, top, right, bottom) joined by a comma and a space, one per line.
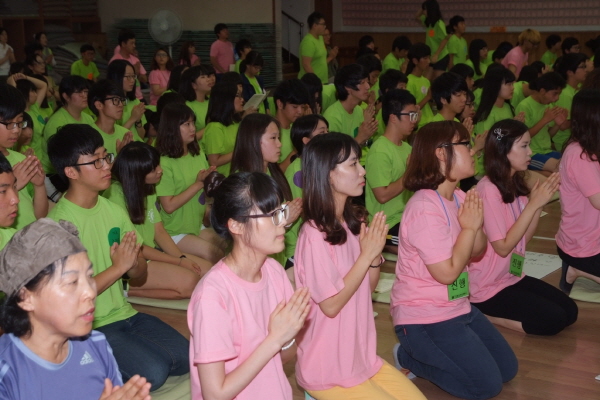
494, 128, 505, 141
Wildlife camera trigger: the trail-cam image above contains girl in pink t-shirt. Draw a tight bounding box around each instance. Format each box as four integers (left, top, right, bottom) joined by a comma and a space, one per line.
188, 171, 310, 400
178, 41, 201, 67
470, 119, 577, 335
557, 89, 600, 292
148, 47, 173, 105
295, 133, 425, 399
392, 121, 517, 400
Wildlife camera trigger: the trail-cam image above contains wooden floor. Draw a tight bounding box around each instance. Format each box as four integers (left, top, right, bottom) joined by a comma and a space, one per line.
133, 200, 600, 399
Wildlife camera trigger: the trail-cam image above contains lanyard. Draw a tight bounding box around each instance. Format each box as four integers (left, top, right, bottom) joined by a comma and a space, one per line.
509, 197, 526, 255
436, 191, 459, 226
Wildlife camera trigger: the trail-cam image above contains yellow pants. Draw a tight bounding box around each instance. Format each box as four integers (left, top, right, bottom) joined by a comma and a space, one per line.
306, 361, 427, 400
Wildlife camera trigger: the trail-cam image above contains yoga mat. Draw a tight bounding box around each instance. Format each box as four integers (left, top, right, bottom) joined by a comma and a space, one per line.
151, 373, 191, 400
570, 277, 600, 303
127, 296, 190, 310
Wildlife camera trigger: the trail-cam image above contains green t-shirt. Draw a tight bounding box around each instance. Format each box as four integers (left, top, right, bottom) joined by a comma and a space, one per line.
235, 59, 242, 73
186, 99, 209, 132
515, 96, 553, 155
283, 157, 303, 259
92, 123, 142, 155
421, 16, 449, 61
203, 122, 239, 176
365, 136, 412, 228
553, 84, 577, 152
5, 150, 36, 230
511, 81, 526, 109
382, 52, 404, 73
323, 100, 364, 138
298, 34, 328, 84
474, 102, 514, 176
155, 152, 209, 236
48, 196, 140, 328
26, 103, 47, 164
245, 74, 266, 114
0, 227, 16, 250
321, 84, 337, 113
118, 98, 147, 140
541, 50, 557, 68
43, 108, 96, 173
447, 35, 468, 65
407, 74, 433, 128
70, 59, 100, 81
431, 113, 460, 122
473, 87, 483, 109
465, 59, 488, 81
279, 127, 293, 163
103, 181, 161, 247
372, 109, 386, 143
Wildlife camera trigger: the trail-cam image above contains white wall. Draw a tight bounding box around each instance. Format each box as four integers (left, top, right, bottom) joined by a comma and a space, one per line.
281, 0, 312, 57
98, 0, 274, 32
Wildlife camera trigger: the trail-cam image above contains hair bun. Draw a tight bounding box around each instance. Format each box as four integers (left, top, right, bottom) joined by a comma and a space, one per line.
204, 171, 226, 197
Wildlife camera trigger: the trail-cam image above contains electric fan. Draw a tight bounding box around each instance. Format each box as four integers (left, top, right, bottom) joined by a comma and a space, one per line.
148, 9, 183, 57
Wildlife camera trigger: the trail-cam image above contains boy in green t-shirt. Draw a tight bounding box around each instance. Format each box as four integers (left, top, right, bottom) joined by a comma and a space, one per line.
46, 124, 189, 390
273, 79, 310, 170
430, 71, 468, 122
365, 89, 416, 254
406, 43, 434, 128
298, 12, 329, 84
0, 153, 19, 249
356, 54, 382, 103
541, 35, 561, 69
372, 69, 409, 142
70, 44, 100, 82
89, 79, 143, 155
446, 15, 468, 69
515, 72, 568, 173
383, 36, 411, 74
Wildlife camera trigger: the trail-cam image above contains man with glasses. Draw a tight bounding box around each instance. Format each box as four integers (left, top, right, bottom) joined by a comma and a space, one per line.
89, 79, 143, 155
47, 124, 190, 391
299, 12, 329, 84
502, 29, 541, 76
365, 89, 418, 254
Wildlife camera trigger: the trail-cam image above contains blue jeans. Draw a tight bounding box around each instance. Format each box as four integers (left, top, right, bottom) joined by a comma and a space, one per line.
394, 307, 518, 400
96, 313, 189, 391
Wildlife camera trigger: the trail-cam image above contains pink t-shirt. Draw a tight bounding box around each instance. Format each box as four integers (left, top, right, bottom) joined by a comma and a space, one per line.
179, 54, 200, 66
469, 177, 526, 303
391, 189, 471, 326
294, 222, 383, 391
210, 40, 234, 73
187, 258, 294, 400
502, 46, 528, 77
109, 51, 147, 100
148, 69, 171, 105
556, 142, 600, 257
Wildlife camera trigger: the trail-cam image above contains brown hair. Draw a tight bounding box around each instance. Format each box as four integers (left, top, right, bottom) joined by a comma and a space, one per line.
404, 121, 470, 191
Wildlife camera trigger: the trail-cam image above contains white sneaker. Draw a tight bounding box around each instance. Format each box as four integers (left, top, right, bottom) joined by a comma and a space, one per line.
393, 343, 416, 380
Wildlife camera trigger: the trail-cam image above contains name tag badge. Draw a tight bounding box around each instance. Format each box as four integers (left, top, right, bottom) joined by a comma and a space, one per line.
509, 253, 525, 277
448, 271, 469, 301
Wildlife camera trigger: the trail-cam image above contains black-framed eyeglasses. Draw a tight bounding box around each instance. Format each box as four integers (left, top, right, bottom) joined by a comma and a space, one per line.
242, 204, 289, 226
399, 112, 420, 122
0, 120, 28, 130
438, 141, 472, 150
71, 153, 115, 169
105, 96, 127, 106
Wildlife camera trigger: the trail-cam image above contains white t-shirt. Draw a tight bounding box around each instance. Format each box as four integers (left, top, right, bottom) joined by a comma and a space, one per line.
0, 43, 13, 76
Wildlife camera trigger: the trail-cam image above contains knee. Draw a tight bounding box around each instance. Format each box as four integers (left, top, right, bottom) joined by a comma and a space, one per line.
141, 363, 170, 391
464, 374, 504, 400
523, 311, 570, 336
176, 273, 200, 298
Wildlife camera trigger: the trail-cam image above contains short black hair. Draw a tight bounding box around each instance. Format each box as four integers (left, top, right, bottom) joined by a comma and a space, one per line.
307, 12, 325, 29
406, 43, 431, 75
546, 34, 562, 50
449, 63, 474, 79
554, 53, 589, 81
334, 64, 369, 101
392, 36, 411, 52
214, 23, 228, 37
382, 89, 416, 126
0, 152, 13, 174
356, 54, 382, 75
562, 37, 579, 53
88, 79, 125, 116
47, 124, 104, 186
431, 72, 468, 109
0, 84, 26, 121
300, 73, 323, 114
178, 64, 216, 101
274, 79, 310, 106
379, 69, 408, 94
529, 72, 566, 92
358, 35, 374, 49
446, 15, 465, 34
117, 29, 135, 46
58, 75, 90, 105
291, 114, 328, 156
235, 39, 251, 57
80, 44, 95, 53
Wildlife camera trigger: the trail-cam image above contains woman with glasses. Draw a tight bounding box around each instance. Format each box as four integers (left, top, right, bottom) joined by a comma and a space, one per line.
104, 141, 212, 299
89, 79, 143, 155
230, 113, 302, 267
294, 132, 425, 400
391, 121, 517, 400
149, 47, 174, 106
502, 29, 541, 77
107, 59, 146, 140
189, 170, 310, 400
156, 103, 226, 264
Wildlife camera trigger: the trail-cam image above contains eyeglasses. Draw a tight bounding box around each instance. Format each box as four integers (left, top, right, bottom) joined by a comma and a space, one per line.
398, 112, 420, 122
105, 96, 127, 106
0, 120, 28, 130
124, 74, 137, 80
242, 204, 289, 226
438, 141, 472, 150
71, 153, 115, 169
